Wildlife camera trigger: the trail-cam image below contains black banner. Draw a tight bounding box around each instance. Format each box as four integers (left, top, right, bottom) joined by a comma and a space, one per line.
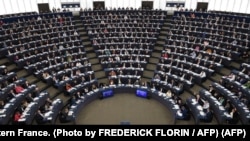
0, 125, 249, 139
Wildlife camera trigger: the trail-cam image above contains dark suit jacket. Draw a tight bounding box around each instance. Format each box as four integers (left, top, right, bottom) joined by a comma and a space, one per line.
35, 113, 47, 124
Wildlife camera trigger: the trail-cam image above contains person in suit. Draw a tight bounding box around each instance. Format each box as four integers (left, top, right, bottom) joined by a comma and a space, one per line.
35, 110, 49, 125
208, 85, 215, 95
7, 89, 16, 101
17, 100, 28, 114
52, 76, 59, 88
242, 51, 249, 61
227, 108, 239, 124
32, 86, 40, 98
2, 68, 8, 75
59, 107, 71, 123
22, 80, 31, 89
195, 93, 204, 106
201, 108, 213, 123
25, 93, 34, 103
175, 105, 190, 120
69, 95, 77, 106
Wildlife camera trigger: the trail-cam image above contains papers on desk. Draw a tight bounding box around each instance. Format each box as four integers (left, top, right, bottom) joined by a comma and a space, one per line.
9, 98, 15, 103
219, 106, 225, 111
70, 105, 76, 109
243, 107, 248, 110
4, 103, 11, 108
0, 113, 6, 118
134, 84, 140, 87
68, 111, 73, 116
224, 113, 231, 118
18, 118, 25, 122
94, 89, 98, 92
173, 105, 179, 110
89, 91, 94, 95
76, 100, 81, 104
191, 98, 196, 104
214, 101, 220, 105
197, 105, 203, 111
109, 84, 116, 87
34, 97, 39, 101
44, 111, 52, 117
200, 111, 206, 116
0, 109, 6, 114
177, 110, 183, 117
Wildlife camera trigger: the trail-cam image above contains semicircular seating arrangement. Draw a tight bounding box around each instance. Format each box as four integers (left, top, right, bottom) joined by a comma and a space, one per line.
81, 9, 167, 85
0, 11, 96, 125
158, 10, 250, 125
0, 8, 249, 125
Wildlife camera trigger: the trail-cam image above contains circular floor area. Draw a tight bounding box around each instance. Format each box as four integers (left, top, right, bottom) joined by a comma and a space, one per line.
75, 93, 175, 125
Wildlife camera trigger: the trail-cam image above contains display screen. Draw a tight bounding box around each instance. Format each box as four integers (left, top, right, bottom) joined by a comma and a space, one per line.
136, 89, 148, 98
102, 89, 114, 98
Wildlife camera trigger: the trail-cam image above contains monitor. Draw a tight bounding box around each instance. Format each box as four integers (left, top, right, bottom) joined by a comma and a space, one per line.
101, 89, 114, 99
136, 89, 148, 98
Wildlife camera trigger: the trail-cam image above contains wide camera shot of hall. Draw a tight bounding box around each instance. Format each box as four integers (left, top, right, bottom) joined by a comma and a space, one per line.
0, 0, 250, 125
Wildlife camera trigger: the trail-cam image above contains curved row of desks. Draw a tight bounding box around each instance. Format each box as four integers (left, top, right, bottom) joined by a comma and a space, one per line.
65, 84, 182, 124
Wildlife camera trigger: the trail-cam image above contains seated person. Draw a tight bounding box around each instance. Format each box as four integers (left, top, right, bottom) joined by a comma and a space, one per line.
2, 68, 8, 75
242, 51, 249, 61
227, 108, 239, 124
202, 100, 210, 113
109, 70, 116, 76
6, 90, 16, 101
22, 80, 31, 89
166, 90, 173, 97
208, 85, 215, 95
223, 72, 236, 81
40, 101, 52, 113
236, 76, 247, 84
14, 84, 24, 94
0, 100, 4, 109
12, 111, 21, 125
65, 83, 72, 91
17, 100, 28, 114
42, 72, 50, 80
25, 93, 34, 103
195, 94, 204, 106
244, 81, 250, 89
200, 108, 213, 123
69, 95, 77, 106
35, 110, 49, 124
176, 105, 190, 120
58, 107, 71, 123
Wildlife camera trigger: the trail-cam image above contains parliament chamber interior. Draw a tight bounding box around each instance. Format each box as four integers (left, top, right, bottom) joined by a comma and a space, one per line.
0, 0, 250, 125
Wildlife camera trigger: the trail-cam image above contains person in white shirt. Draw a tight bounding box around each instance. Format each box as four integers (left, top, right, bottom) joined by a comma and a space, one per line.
115, 55, 120, 61
226, 73, 236, 81
37, 16, 42, 21
76, 62, 82, 67
74, 30, 78, 36
63, 32, 67, 37
166, 90, 172, 97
